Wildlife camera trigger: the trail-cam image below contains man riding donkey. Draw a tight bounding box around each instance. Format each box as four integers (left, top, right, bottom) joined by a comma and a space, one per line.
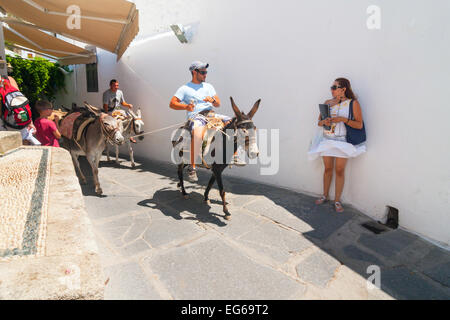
102, 79, 145, 166
103, 79, 137, 143
169, 61, 245, 181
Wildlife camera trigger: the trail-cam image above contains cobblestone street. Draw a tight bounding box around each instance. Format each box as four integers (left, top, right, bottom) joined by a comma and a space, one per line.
79, 155, 450, 300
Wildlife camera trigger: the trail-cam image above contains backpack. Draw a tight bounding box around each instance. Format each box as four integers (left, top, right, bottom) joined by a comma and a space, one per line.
0, 75, 32, 129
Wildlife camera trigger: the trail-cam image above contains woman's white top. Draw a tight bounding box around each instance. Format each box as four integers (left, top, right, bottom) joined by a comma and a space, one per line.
308, 99, 366, 160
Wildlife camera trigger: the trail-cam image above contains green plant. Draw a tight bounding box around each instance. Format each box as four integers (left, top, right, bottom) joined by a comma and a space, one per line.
5, 55, 68, 107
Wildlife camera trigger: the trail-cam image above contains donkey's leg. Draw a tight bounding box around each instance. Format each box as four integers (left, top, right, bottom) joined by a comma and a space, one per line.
204, 175, 216, 204
87, 151, 102, 195
71, 152, 87, 184
177, 163, 188, 199
128, 140, 135, 168
106, 143, 111, 162
115, 144, 120, 165
213, 165, 230, 219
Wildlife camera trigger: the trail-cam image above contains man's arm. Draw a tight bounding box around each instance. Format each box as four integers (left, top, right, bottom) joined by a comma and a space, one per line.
119, 91, 132, 109
121, 100, 133, 109
170, 96, 194, 111
51, 118, 62, 139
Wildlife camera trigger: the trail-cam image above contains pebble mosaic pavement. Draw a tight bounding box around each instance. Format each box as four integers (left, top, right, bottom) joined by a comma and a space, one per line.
0, 148, 51, 259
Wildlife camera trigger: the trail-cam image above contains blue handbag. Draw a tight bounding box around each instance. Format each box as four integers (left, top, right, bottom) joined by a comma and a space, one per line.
345, 100, 366, 145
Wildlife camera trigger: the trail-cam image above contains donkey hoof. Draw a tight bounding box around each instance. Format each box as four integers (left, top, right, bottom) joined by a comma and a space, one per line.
131, 163, 136, 168
96, 188, 103, 195
183, 194, 189, 200
204, 199, 211, 205
224, 214, 232, 221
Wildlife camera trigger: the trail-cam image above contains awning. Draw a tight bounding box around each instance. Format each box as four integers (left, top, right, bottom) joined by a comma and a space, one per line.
0, 0, 139, 60
3, 22, 96, 65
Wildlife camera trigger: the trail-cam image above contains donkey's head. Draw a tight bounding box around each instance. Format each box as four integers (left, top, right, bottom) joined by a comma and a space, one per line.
100, 113, 125, 145
84, 101, 125, 145
129, 108, 145, 141
230, 97, 261, 159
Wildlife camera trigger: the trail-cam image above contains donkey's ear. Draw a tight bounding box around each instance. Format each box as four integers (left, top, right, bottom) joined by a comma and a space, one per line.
230, 97, 242, 119
137, 108, 142, 118
84, 101, 101, 116
128, 109, 137, 118
247, 99, 261, 119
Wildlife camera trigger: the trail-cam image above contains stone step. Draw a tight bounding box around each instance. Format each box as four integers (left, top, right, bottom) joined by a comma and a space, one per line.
0, 131, 22, 155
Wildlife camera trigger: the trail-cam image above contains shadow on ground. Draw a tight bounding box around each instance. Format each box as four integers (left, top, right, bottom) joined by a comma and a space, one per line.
76, 153, 450, 300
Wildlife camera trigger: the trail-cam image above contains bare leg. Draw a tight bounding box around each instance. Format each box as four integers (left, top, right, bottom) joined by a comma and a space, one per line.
334, 157, 348, 202
190, 126, 206, 168
322, 156, 334, 198
71, 152, 86, 184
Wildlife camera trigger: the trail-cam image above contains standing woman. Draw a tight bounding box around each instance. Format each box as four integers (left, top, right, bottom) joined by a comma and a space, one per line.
308, 78, 366, 212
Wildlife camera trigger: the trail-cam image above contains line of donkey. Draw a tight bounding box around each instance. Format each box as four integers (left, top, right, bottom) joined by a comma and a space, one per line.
61, 97, 260, 220
60, 103, 144, 195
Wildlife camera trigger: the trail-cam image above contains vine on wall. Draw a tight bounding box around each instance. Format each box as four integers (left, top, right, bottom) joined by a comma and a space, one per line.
6, 55, 69, 107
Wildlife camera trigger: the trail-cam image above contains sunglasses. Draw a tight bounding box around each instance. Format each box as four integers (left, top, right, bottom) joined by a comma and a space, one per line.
330, 85, 343, 90
196, 70, 208, 75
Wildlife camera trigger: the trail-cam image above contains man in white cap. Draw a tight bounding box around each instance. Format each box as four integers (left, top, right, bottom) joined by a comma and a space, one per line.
170, 61, 233, 181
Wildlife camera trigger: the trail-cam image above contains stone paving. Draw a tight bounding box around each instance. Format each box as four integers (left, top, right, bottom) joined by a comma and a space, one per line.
79, 155, 450, 300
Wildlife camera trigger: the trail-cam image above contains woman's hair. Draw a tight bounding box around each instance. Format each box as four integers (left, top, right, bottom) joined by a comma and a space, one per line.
335, 78, 357, 100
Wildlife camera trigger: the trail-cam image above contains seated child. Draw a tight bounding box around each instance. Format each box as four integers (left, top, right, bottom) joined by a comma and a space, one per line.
34, 100, 61, 147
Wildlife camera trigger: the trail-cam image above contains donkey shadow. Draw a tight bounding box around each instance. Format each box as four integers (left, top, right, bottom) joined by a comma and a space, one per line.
137, 187, 227, 227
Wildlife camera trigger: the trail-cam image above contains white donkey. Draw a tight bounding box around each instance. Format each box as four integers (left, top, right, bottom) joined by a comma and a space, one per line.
106, 108, 144, 167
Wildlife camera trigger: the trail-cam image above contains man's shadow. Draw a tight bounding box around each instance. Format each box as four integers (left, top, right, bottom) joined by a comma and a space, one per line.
137, 187, 227, 227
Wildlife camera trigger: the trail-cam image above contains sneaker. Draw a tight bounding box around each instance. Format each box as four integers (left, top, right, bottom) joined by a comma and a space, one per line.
187, 166, 198, 182
231, 154, 246, 166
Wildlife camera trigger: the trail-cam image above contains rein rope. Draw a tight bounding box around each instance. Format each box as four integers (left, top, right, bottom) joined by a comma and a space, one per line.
130, 121, 186, 139
128, 117, 253, 139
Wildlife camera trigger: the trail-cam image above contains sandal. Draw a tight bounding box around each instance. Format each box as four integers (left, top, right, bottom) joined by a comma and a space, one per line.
187, 166, 198, 182
315, 195, 328, 205
334, 201, 344, 213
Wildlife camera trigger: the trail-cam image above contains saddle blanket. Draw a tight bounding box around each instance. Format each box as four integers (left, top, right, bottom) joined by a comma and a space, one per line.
60, 112, 96, 141
60, 112, 81, 139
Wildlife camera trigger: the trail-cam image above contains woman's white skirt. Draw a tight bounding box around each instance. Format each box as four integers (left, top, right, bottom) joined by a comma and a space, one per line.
308, 132, 366, 160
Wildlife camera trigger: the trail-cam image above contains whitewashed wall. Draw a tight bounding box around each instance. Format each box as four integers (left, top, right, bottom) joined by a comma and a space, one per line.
55, 0, 450, 247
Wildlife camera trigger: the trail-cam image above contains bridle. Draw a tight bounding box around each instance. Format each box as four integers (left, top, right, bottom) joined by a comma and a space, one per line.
131, 116, 143, 135
99, 114, 121, 145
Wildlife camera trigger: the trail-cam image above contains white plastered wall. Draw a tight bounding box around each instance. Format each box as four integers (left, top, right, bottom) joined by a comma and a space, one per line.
55, 0, 450, 247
